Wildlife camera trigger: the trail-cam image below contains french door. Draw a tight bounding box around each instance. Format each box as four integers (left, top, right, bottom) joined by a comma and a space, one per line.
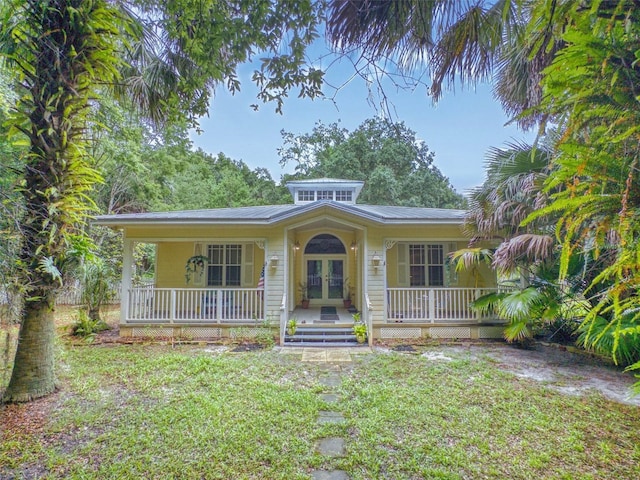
306, 257, 345, 305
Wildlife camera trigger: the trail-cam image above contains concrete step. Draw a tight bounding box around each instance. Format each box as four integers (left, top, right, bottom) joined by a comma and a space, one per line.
284, 325, 364, 346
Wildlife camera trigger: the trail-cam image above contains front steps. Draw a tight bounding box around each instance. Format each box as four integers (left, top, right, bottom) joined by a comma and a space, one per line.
284, 326, 365, 347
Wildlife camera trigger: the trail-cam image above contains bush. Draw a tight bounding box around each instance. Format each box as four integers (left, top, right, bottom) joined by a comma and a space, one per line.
71, 309, 109, 341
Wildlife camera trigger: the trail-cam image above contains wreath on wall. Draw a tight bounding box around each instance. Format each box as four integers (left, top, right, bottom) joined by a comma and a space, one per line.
185, 255, 208, 284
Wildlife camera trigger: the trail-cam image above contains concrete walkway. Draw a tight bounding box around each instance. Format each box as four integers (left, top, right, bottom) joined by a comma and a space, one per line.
278, 346, 372, 363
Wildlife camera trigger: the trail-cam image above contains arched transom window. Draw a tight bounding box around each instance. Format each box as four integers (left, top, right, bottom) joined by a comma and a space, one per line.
304, 234, 346, 254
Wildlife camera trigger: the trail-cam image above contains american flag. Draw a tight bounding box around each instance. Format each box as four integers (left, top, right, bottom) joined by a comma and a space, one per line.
257, 263, 265, 292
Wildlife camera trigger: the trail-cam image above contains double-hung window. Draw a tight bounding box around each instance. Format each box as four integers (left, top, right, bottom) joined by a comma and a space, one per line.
403, 243, 445, 287
207, 244, 242, 286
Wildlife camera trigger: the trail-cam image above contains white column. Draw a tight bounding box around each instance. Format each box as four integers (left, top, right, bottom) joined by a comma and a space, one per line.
121, 237, 134, 324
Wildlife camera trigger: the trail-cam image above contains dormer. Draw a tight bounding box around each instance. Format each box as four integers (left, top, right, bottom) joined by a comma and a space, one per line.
286, 178, 365, 205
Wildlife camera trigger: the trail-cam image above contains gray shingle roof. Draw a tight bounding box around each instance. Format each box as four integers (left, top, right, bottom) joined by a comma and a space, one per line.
93, 201, 466, 226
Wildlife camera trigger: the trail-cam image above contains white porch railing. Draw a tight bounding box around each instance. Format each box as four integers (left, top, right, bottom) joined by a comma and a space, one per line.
126, 287, 265, 323
365, 293, 373, 346
279, 293, 287, 346
386, 287, 499, 323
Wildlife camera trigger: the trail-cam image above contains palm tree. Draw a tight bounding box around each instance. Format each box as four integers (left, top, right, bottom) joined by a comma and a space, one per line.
326, 0, 562, 127
1, 0, 324, 402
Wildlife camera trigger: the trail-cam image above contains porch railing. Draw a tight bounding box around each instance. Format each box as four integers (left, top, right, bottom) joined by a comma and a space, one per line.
126, 287, 265, 323
386, 287, 500, 323
365, 293, 373, 346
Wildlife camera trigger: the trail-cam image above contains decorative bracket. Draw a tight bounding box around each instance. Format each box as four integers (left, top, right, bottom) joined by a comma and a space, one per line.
254, 240, 265, 250
384, 240, 397, 250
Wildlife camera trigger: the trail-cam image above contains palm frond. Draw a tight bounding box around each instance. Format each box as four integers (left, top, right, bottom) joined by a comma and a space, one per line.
449, 247, 494, 272
493, 234, 555, 275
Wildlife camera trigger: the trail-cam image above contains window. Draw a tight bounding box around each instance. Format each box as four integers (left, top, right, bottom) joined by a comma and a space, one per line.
207, 244, 242, 286
298, 190, 314, 202
409, 245, 425, 286
408, 244, 444, 286
317, 190, 333, 200
335, 190, 352, 202
427, 244, 444, 286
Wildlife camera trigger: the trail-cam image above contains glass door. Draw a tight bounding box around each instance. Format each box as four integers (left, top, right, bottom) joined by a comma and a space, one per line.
306, 257, 345, 304
307, 260, 323, 300
327, 260, 344, 299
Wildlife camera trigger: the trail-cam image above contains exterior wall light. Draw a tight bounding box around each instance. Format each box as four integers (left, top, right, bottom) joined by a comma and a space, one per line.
269, 254, 279, 269
372, 252, 383, 271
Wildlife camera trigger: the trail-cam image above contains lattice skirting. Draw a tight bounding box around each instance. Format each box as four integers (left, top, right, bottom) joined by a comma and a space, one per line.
478, 326, 504, 338
130, 326, 223, 339
427, 327, 472, 339
380, 327, 422, 339
131, 327, 174, 338
229, 327, 262, 339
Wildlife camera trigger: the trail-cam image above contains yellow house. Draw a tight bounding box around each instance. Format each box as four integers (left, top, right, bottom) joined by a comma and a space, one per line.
95, 178, 504, 345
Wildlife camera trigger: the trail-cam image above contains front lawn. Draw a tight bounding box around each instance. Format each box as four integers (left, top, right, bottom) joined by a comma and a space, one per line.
1, 341, 639, 479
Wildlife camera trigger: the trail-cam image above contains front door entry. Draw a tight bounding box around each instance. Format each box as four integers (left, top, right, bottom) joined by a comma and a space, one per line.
306, 258, 345, 305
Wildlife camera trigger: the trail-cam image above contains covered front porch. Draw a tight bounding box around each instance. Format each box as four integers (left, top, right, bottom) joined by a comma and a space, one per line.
118, 285, 504, 333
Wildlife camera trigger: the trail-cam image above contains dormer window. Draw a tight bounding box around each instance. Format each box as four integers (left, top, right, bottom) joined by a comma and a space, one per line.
298, 190, 314, 202
287, 178, 364, 205
335, 190, 352, 202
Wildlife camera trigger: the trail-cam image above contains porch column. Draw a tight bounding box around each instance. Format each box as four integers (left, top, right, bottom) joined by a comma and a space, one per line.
121, 238, 134, 324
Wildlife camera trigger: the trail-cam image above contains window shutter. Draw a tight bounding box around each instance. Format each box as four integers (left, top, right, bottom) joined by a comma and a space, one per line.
397, 243, 409, 287
242, 243, 254, 287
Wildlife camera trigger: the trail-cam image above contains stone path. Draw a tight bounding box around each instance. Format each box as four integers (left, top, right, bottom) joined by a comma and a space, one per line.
282, 348, 373, 480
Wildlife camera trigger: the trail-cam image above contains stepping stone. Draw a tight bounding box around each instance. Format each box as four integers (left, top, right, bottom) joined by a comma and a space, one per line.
318, 411, 345, 424
326, 350, 352, 362
320, 393, 340, 403
316, 437, 345, 457
302, 349, 327, 362
319, 375, 342, 388
311, 471, 349, 480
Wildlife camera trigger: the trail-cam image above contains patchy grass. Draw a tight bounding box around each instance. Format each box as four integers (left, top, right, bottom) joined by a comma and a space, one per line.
1, 313, 639, 479
338, 353, 640, 480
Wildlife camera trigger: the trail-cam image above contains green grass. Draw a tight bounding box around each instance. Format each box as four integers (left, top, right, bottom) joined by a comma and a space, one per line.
1, 343, 639, 479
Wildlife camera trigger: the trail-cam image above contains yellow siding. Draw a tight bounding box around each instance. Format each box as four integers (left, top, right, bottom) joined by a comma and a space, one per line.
156, 243, 193, 288
155, 241, 266, 289
129, 207, 495, 324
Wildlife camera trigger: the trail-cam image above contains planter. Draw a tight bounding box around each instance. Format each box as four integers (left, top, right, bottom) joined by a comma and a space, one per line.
343, 299, 352, 309
301, 299, 310, 309
356, 334, 366, 344
287, 328, 296, 336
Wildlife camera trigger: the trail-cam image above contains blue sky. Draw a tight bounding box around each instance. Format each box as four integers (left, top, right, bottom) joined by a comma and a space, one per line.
189, 53, 534, 196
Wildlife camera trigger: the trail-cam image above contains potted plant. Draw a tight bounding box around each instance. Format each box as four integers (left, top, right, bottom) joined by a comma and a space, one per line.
343, 280, 352, 308
352, 312, 366, 343
299, 282, 310, 309
287, 318, 298, 336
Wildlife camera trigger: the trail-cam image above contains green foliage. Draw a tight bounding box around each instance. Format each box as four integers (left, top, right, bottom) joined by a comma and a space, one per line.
78, 259, 117, 322
526, 1, 640, 377
253, 320, 276, 348
70, 309, 109, 341
279, 118, 466, 208
577, 315, 640, 368
122, 0, 325, 124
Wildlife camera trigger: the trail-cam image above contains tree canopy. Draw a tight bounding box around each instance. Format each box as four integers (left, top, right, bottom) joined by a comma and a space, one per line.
279, 118, 466, 208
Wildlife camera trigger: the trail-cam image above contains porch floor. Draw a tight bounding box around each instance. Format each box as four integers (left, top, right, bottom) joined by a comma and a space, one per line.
291, 306, 355, 325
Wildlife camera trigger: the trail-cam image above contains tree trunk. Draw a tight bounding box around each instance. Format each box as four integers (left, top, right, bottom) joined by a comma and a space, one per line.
2, 294, 56, 402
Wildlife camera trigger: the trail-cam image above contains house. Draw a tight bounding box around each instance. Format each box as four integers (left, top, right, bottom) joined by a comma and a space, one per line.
94, 178, 504, 344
